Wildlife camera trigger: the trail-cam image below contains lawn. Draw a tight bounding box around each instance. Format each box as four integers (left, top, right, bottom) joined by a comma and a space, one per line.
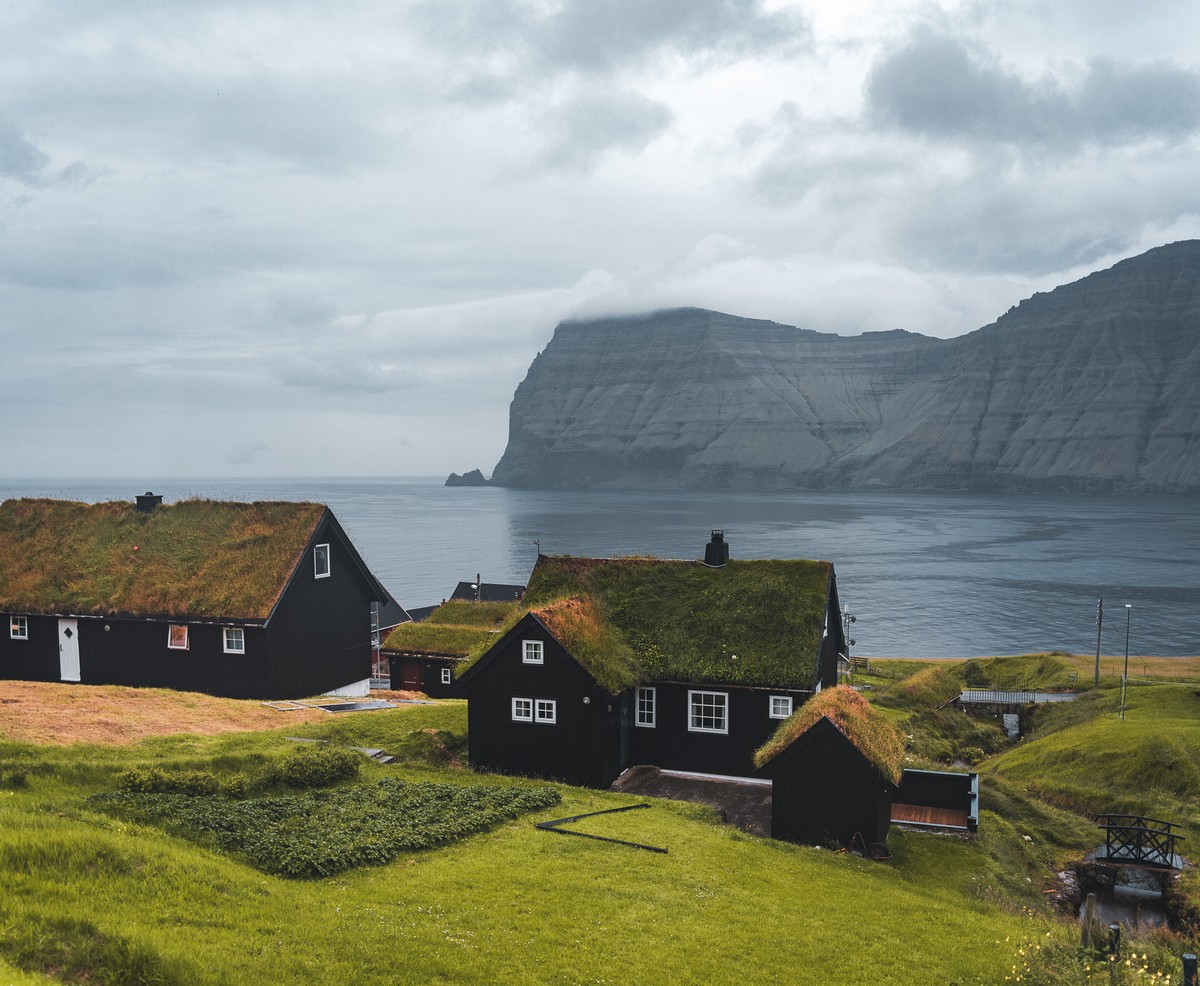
1, 670, 1198, 984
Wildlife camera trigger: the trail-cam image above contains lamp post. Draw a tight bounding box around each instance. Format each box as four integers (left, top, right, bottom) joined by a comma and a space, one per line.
1120, 604, 1132, 721
842, 604, 857, 680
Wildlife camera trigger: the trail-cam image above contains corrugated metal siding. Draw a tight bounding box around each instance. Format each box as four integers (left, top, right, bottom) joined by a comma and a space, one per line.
0, 614, 60, 681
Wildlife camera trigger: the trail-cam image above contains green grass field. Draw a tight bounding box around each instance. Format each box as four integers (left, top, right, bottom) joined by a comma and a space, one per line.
2, 660, 1199, 984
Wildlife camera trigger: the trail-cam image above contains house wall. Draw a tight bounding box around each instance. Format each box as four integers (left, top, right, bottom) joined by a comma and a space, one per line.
768, 718, 894, 847
77, 618, 270, 696
1, 612, 271, 695
0, 614, 60, 681
629, 682, 810, 778
464, 619, 623, 788
264, 517, 377, 699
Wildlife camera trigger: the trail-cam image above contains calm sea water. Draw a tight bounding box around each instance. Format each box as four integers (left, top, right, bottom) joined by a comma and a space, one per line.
3, 477, 1198, 659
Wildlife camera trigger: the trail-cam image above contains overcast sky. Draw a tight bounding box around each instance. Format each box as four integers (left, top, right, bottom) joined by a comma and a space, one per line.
3, 0, 1199, 479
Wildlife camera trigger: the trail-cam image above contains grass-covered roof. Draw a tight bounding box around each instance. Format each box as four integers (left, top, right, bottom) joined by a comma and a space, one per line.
462, 554, 832, 692
754, 686, 905, 784
0, 498, 326, 621
382, 600, 521, 657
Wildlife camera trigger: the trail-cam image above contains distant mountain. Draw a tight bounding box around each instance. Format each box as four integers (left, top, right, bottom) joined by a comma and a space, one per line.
490, 241, 1200, 493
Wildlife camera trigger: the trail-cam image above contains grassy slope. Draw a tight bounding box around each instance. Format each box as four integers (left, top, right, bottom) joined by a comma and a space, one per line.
0, 699, 1040, 986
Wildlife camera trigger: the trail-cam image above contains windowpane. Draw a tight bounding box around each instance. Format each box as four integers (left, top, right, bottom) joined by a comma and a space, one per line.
522, 640, 544, 664
688, 691, 728, 733
314, 543, 331, 578
636, 686, 656, 727
769, 695, 793, 719
224, 627, 245, 654
10, 616, 28, 640
441, 668, 451, 685
535, 699, 556, 724
512, 697, 533, 721
168, 624, 189, 650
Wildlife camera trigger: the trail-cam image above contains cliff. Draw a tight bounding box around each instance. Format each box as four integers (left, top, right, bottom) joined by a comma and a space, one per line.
490, 241, 1200, 492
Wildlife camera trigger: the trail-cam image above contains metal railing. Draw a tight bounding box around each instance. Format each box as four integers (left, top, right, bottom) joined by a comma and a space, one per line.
1096, 813, 1183, 868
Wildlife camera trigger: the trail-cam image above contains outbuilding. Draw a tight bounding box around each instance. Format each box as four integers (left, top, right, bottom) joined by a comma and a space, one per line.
0, 495, 385, 700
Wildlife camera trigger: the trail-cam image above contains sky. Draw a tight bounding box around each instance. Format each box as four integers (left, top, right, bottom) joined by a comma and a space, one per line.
3, 0, 1199, 479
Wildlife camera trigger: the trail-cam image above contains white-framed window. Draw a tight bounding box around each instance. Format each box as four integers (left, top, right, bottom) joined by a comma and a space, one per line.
313, 543, 331, 579
440, 667, 452, 685
535, 699, 557, 724
223, 627, 245, 654
769, 695, 793, 719
688, 690, 729, 734
167, 624, 189, 650
522, 639, 544, 664
10, 616, 28, 640
636, 686, 656, 727
512, 697, 533, 721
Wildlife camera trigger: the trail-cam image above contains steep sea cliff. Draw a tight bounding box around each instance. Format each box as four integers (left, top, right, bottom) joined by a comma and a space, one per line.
490, 241, 1200, 492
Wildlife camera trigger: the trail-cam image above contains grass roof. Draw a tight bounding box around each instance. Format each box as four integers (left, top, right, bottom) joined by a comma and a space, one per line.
0, 498, 325, 621
754, 686, 906, 784
496, 554, 832, 692
382, 600, 521, 657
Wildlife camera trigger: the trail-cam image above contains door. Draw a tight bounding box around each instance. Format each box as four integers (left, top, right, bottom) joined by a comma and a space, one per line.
58, 618, 81, 682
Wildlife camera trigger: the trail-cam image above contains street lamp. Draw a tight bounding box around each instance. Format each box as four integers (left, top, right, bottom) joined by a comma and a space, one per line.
1120, 604, 1132, 721
842, 604, 857, 679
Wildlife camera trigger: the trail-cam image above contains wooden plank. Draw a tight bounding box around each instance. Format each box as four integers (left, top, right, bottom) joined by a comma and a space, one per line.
891, 803, 970, 829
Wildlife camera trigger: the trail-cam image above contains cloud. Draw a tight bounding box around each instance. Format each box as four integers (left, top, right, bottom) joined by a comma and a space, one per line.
540, 90, 673, 170
865, 30, 1200, 149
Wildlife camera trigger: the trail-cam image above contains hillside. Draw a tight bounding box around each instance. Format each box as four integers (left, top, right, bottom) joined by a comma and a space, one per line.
490, 241, 1200, 492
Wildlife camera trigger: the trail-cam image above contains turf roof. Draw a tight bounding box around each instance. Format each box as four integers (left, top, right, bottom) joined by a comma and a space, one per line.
382, 600, 521, 657
754, 685, 905, 784
0, 498, 326, 621
472, 554, 833, 693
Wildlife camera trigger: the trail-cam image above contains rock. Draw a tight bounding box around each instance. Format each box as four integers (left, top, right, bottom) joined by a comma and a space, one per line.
490, 241, 1200, 492
444, 469, 490, 487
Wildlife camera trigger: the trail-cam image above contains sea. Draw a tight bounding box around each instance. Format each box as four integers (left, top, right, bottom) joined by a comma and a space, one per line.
3, 477, 1198, 660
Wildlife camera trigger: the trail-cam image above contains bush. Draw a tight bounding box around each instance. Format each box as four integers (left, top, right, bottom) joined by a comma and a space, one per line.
88, 779, 562, 878
276, 745, 360, 789
118, 767, 220, 796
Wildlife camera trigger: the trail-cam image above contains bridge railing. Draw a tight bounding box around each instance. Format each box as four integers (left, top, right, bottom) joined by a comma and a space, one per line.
1095, 813, 1184, 868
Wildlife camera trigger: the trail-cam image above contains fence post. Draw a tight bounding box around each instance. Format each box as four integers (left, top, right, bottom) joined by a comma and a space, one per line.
1108, 923, 1121, 958
1184, 953, 1197, 986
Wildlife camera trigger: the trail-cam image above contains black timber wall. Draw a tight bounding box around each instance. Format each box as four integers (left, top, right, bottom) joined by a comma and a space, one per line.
629, 682, 810, 778
264, 514, 376, 699
0, 615, 60, 681
767, 718, 895, 847
464, 618, 623, 789
77, 618, 270, 697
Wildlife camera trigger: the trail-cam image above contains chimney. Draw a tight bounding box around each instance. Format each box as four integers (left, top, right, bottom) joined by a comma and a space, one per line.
704, 529, 729, 567
135, 492, 163, 513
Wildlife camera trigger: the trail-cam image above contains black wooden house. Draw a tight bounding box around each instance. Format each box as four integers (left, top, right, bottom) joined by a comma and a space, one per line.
456, 536, 846, 788
0, 496, 385, 700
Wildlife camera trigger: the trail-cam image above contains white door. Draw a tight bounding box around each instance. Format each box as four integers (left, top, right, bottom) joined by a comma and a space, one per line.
58, 618, 80, 682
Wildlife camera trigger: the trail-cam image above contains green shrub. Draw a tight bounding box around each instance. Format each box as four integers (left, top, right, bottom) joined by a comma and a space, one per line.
88, 779, 562, 878
276, 745, 360, 788
118, 766, 220, 796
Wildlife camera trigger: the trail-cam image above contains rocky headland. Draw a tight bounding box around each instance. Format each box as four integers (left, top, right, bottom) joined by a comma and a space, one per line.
489, 241, 1200, 493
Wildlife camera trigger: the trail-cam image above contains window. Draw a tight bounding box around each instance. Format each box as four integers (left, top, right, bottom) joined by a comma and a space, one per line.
769, 695, 793, 719
535, 699, 557, 724
440, 667, 452, 685
10, 616, 28, 640
636, 686, 656, 727
512, 697, 533, 721
688, 690, 728, 734
522, 640, 544, 664
167, 624, 189, 650
223, 627, 245, 654
313, 543, 331, 579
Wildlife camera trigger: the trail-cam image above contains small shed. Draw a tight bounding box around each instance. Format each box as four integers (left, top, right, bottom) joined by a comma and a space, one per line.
756, 686, 905, 849
381, 598, 521, 698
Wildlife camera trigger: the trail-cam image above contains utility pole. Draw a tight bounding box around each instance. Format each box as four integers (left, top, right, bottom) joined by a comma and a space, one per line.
1094, 597, 1104, 690
1120, 604, 1132, 721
